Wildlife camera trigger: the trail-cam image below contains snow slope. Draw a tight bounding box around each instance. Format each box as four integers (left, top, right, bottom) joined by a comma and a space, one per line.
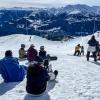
0, 33, 100, 100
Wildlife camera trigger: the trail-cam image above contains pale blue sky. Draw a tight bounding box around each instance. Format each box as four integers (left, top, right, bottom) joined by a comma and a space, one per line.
0, 0, 100, 8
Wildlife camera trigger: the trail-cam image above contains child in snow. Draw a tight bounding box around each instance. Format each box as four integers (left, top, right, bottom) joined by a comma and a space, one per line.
80, 46, 84, 56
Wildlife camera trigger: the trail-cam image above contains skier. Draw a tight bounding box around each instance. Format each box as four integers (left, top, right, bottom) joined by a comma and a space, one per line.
26, 56, 49, 95
86, 35, 98, 62
80, 46, 84, 56
19, 44, 27, 59
44, 59, 58, 81
0, 50, 27, 82
27, 44, 38, 62
39, 46, 46, 60
74, 44, 81, 56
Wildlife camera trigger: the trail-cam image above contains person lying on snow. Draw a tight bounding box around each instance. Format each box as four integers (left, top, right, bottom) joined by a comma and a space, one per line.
19, 44, 27, 59
0, 50, 27, 82
26, 56, 49, 95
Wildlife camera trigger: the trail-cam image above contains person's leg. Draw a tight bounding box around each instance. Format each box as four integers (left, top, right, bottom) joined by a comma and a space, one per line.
86, 51, 90, 61
74, 51, 77, 55
54, 70, 58, 79
77, 51, 80, 56
92, 52, 97, 62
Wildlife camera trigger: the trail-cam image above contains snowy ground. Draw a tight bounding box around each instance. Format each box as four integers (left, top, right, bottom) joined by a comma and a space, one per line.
0, 33, 100, 100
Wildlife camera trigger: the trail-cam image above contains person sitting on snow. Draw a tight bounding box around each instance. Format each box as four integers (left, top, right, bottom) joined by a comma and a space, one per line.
74, 44, 81, 56
44, 59, 58, 81
86, 35, 98, 62
26, 56, 49, 95
0, 50, 27, 82
19, 44, 27, 59
27, 44, 38, 62
39, 46, 47, 60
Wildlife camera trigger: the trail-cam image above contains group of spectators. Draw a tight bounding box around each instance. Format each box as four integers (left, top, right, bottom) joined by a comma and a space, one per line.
0, 44, 58, 95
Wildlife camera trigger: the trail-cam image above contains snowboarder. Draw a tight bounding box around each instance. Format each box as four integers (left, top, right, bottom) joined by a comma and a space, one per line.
80, 46, 84, 56
39, 46, 47, 60
19, 44, 27, 59
26, 56, 49, 95
74, 44, 81, 56
44, 59, 58, 81
0, 50, 27, 82
86, 35, 98, 62
27, 44, 38, 62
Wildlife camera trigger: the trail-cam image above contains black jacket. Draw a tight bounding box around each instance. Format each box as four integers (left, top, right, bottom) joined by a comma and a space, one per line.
88, 39, 98, 47
26, 64, 49, 95
39, 50, 46, 59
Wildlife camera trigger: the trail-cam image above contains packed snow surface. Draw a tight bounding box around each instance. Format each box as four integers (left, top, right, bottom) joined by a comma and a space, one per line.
0, 33, 100, 100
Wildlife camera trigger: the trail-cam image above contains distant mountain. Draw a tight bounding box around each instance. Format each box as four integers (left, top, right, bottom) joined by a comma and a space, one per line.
0, 4, 100, 40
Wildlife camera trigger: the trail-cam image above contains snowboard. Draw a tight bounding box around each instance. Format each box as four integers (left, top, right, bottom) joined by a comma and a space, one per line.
47, 55, 58, 61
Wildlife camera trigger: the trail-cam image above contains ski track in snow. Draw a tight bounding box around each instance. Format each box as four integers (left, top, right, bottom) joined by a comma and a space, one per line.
0, 33, 100, 100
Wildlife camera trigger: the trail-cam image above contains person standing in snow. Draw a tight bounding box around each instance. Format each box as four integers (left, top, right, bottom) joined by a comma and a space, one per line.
27, 44, 38, 62
0, 50, 27, 82
80, 46, 84, 56
26, 56, 49, 95
74, 44, 81, 56
39, 46, 47, 60
86, 35, 98, 62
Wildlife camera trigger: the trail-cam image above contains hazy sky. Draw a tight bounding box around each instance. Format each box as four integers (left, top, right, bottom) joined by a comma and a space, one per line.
0, 0, 100, 8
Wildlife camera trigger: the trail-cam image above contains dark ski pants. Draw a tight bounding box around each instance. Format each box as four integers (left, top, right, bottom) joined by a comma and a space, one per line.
86, 51, 97, 61
81, 51, 84, 56
74, 51, 81, 56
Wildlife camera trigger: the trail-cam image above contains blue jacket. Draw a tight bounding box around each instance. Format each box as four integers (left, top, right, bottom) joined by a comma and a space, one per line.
0, 56, 26, 82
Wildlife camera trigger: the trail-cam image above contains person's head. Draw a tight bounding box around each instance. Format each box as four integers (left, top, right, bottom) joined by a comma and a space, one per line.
34, 56, 43, 65
30, 44, 35, 48
21, 44, 25, 48
91, 35, 95, 40
40, 46, 44, 51
5, 50, 12, 57
77, 44, 80, 47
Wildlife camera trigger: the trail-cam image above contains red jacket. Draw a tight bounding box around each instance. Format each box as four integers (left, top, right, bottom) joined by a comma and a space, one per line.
27, 47, 38, 62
